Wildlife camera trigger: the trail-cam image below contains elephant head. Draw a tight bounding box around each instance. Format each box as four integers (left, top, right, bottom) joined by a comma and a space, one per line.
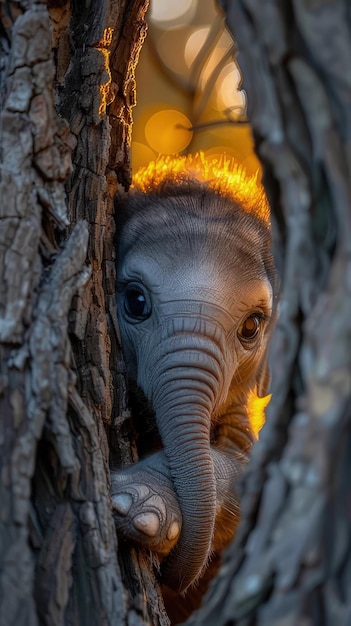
115, 155, 278, 591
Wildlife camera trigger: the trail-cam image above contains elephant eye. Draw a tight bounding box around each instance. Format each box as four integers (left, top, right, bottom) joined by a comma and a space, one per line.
238, 313, 263, 344
124, 284, 151, 321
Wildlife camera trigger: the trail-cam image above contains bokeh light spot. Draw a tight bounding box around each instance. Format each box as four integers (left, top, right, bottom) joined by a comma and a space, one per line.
150, 0, 196, 26
196, 30, 234, 90
145, 109, 193, 154
184, 27, 210, 68
216, 62, 245, 112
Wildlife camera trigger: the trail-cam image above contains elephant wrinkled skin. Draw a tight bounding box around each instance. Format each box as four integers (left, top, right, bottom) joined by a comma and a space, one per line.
111, 155, 278, 623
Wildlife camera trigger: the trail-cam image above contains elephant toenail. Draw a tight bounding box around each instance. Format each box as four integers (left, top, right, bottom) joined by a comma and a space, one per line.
112, 493, 133, 515
133, 512, 159, 537
167, 521, 180, 541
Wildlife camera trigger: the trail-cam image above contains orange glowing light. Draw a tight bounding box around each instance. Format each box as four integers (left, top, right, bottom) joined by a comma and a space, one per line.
132, 151, 270, 224
248, 391, 271, 437
145, 110, 193, 155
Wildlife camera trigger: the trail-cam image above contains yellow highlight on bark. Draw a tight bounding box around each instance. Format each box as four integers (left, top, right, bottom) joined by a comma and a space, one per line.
95, 27, 114, 117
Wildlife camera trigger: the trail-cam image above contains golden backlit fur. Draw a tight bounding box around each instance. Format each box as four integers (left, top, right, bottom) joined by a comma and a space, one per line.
132, 152, 270, 225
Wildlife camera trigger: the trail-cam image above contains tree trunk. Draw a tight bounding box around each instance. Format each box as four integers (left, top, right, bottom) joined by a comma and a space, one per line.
0, 1, 168, 625
2, 1, 351, 625
187, 1, 351, 624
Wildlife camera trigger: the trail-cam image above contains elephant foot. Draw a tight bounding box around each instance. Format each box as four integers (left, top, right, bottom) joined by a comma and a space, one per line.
111, 461, 182, 556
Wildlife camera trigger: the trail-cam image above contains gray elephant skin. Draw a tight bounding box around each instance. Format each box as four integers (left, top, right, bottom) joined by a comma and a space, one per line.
111, 156, 278, 624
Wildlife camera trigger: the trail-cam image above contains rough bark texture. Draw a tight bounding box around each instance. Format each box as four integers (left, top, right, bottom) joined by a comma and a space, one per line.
0, 1, 168, 625
2, 0, 351, 625
187, 1, 351, 625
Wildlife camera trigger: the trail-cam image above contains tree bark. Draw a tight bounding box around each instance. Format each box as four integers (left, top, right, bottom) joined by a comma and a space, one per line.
0, 1, 168, 625
187, 1, 351, 624
2, 1, 351, 625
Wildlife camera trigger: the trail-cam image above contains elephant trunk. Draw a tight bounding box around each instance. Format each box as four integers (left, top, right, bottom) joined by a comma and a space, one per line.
145, 335, 227, 591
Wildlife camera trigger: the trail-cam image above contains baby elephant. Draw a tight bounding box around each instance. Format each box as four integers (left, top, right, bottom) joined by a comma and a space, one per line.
112, 154, 277, 622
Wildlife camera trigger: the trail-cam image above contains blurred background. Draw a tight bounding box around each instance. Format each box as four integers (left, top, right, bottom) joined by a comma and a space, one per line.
132, 0, 260, 176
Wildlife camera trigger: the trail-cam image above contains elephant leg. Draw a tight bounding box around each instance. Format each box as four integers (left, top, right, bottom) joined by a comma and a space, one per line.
111, 406, 253, 621
111, 452, 182, 556
111, 443, 249, 562
211, 447, 248, 552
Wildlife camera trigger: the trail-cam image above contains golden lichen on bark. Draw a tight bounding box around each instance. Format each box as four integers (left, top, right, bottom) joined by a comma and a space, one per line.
0, 1, 168, 625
